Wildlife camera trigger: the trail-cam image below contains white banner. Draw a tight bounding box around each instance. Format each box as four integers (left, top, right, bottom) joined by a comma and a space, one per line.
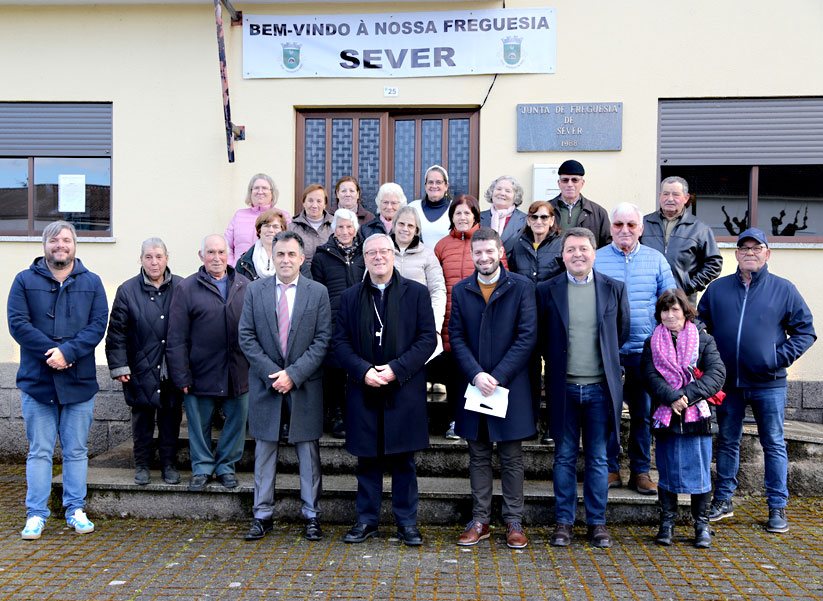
242, 8, 556, 79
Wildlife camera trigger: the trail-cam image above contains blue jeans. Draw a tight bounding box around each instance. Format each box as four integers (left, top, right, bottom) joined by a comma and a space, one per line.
553, 383, 610, 525
715, 387, 788, 508
21, 392, 95, 520
184, 393, 248, 477
607, 354, 651, 474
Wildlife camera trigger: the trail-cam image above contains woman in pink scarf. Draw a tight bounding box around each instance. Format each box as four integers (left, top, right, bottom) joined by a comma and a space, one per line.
479, 175, 528, 249
642, 289, 725, 548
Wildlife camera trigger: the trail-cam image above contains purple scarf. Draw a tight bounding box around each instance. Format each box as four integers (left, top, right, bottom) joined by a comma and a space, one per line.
650, 322, 709, 427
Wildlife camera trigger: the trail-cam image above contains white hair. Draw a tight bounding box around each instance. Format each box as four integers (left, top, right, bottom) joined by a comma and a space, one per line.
610, 202, 643, 223
331, 208, 360, 233
141, 237, 168, 257
374, 182, 408, 215
363, 233, 393, 252
200, 234, 226, 256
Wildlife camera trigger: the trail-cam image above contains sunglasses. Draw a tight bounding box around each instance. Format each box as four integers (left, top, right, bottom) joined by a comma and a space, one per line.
559, 177, 582, 184
528, 214, 552, 221
612, 221, 639, 230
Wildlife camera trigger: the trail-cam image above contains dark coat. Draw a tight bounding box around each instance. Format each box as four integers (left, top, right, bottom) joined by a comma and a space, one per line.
549, 194, 612, 248
537, 271, 630, 438
642, 330, 726, 436
358, 216, 390, 241
7, 257, 108, 405
166, 266, 250, 397
697, 266, 816, 389
239, 275, 332, 443
105, 269, 183, 409
505, 230, 564, 284
333, 272, 436, 457
480, 208, 528, 248
449, 266, 538, 441
641, 210, 723, 301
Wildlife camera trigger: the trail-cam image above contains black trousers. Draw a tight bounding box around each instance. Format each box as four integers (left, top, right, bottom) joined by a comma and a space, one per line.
131, 381, 183, 468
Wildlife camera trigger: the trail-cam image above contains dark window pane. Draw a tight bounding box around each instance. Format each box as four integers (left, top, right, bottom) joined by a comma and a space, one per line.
33, 158, 111, 232
330, 119, 353, 196
421, 120, 442, 176
0, 158, 29, 232
661, 165, 750, 237
304, 119, 326, 190
357, 119, 381, 214
448, 119, 470, 197
394, 120, 415, 200
757, 165, 823, 238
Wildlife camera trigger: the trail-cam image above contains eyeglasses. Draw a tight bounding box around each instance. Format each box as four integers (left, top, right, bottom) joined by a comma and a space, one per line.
559, 177, 582, 184
252, 186, 272, 192
364, 249, 393, 258
612, 221, 639, 230
260, 223, 281, 231
528, 214, 552, 221
737, 244, 766, 255
426, 180, 445, 186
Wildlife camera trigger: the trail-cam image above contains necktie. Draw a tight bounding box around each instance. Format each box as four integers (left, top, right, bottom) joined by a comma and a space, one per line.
278, 283, 293, 356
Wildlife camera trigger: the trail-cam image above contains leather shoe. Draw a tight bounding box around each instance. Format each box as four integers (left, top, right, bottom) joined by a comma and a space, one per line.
396, 525, 423, 546
550, 523, 572, 547
161, 464, 180, 485
587, 524, 612, 548
457, 520, 490, 546
188, 473, 210, 492
134, 466, 150, 486
244, 518, 273, 541
608, 472, 622, 488
344, 522, 378, 543
304, 518, 323, 541
628, 472, 658, 495
217, 473, 239, 488
505, 522, 528, 549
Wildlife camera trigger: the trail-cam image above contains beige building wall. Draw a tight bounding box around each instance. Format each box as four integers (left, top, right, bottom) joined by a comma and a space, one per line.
1, 0, 821, 380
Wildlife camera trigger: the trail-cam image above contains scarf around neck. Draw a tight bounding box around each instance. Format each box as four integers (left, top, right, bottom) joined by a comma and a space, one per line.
490, 204, 516, 236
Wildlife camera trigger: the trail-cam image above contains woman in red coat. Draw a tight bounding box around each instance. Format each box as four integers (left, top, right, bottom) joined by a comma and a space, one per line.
433, 195, 507, 439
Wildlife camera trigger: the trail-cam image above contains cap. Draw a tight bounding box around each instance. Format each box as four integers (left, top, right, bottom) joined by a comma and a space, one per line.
558, 160, 585, 176
737, 227, 769, 248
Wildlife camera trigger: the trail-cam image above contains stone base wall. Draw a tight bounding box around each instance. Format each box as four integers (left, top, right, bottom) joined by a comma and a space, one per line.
0, 363, 132, 462
0, 362, 821, 462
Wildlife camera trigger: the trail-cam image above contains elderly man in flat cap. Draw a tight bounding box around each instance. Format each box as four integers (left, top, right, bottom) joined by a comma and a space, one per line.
549, 160, 611, 249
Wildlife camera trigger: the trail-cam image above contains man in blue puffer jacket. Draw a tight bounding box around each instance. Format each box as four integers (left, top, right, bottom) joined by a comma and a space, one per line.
594, 203, 676, 495
698, 227, 815, 534
7, 221, 109, 541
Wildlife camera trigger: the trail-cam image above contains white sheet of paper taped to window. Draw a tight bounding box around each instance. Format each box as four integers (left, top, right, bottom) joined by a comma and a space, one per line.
464, 384, 509, 418
58, 174, 86, 212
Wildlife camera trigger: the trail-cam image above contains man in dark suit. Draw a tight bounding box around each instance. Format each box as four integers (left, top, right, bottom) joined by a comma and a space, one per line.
449, 227, 537, 549
537, 227, 629, 548
238, 231, 332, 541
333, 233, 436, 546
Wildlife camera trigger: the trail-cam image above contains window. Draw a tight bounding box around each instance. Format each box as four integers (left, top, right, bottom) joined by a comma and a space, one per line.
659, 98, 823, 243
0, 103, 113, 237
296, 109, 479, 213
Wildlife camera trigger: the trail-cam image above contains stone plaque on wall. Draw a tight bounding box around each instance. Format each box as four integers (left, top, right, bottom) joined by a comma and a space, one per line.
516, 102, 622, 151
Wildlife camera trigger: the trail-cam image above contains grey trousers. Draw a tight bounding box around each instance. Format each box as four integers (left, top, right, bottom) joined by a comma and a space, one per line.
252, 439, 322, 520
467, 439, 524, 524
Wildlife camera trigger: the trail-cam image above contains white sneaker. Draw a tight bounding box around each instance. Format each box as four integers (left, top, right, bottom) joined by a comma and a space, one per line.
21, 516, 46, 540
66, 509, 95, 534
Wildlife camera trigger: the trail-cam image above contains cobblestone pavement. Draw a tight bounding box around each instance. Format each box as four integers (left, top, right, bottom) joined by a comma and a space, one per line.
0, 465, 821, 601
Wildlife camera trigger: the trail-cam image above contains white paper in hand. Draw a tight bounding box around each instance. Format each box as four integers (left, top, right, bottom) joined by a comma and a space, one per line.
464, 384, 509, 418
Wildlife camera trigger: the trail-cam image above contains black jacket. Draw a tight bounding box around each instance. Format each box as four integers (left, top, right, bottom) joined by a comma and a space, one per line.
641, 210, 722, 300
105, 269, 183, 408
310, 239, 366, 323
642, 329, 726, 436
358, 216, 389, 241
505, 230, 564, 283
166, 266, 250, 397
549, 193, 611, 248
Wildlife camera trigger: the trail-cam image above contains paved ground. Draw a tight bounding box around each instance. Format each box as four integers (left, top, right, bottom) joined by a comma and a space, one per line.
0, 465, 821, 601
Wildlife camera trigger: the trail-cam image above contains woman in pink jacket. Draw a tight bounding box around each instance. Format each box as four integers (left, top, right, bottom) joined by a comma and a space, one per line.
225, 173, 292, 264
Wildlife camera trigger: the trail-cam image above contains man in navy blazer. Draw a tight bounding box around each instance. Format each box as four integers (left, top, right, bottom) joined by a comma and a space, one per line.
238, 231, 332, 542
537, 227, 629, 548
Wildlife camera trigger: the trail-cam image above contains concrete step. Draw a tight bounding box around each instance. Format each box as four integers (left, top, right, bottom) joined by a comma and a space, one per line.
58, 466, 665, 525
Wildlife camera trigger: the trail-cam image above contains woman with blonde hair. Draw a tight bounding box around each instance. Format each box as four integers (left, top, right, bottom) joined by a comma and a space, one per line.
225, 173, 292, 264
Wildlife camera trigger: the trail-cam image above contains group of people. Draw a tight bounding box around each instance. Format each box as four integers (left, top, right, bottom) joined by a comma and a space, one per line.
7, 160, 815, 553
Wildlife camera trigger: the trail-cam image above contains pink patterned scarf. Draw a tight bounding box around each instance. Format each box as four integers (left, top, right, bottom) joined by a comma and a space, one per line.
650, 322, 709, 427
